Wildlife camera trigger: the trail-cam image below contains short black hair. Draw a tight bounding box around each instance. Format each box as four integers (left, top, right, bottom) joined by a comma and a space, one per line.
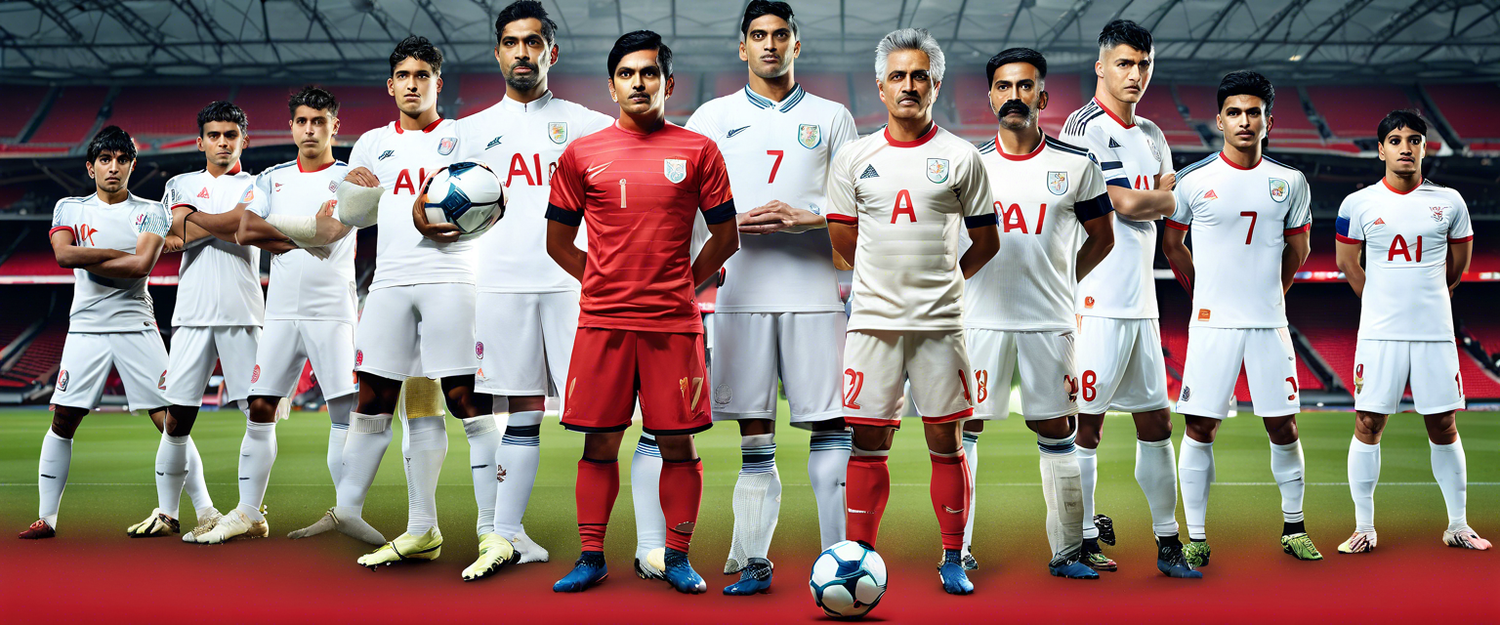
741, 0, 798, 39
986, 47, 1047, 84
288, 86, 338, 118
197, 100, 247, 135
390, 35, 443, 75
495, 0, 557, 45
1378, 109, 1428, 141
1099, 19, 1153, 54
607, 30, 672, 78
1216, 70, 1275, 114
86, 126, 136, 163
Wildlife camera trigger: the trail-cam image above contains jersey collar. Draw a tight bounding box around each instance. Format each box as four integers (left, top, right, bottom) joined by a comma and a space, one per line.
1094, 96, 1135, 129
500, 90, 554, 113
394, 117, 445, 134
743, 83, 806, 113
884, 122, 939, 148
995, 131, 1047, 161
1380, 176, 1422, 195
1218, 150, 1260, 170
298, 158, 338, 173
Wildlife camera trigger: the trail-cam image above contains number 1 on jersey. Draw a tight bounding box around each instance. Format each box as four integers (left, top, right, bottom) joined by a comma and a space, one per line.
619, 178, 627, 208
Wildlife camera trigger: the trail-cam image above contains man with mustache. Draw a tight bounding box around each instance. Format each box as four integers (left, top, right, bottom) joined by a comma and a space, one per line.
452, 0, 613, 581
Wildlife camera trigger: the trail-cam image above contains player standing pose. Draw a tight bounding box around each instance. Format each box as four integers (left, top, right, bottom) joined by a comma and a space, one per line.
965, 47, 1198, 579
21, 127, 175, 539
1163, 70, 1322, 564
1333, 110, 1488, 553
1058, 20, 1181, 572
545, 30, 739, 594
132, 101, 264, 539
455, 0, 612, 579
826, 29, 998, 595
664, 0, 859, 594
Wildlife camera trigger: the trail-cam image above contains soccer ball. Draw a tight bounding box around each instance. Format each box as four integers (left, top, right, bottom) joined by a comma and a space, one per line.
421, 161, 505, 240
809, 540, 887, 619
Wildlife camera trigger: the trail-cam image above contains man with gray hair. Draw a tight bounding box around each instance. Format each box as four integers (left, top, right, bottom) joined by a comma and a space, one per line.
825, 28, 999, 595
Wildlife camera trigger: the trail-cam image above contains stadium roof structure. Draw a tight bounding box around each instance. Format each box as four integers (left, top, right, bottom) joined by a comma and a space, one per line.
1, 0, 1499, 84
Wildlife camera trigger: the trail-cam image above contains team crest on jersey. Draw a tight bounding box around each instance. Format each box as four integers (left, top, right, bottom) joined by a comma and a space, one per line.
926, 158, 950, 184
798, 124, 821, 149
240, 188, 255, 203
1180, 386, 1191, 402
548, 122, 568, 144
1268, 178, 1289, 203
1147, 137, 1162, 162
475, 341, 484, 360
329, 181, 338, 193
1430, 206, 1445, 222
56, 370, 68, 392
664, 159, 687, 184
438, 137, 457, 156
1047, 171, 1068, 195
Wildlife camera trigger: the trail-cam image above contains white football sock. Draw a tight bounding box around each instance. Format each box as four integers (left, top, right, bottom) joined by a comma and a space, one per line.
1078, 445, 1099, 540
808, 430, 851, 550
401, 415, 448, 536
463, 414, 500, 537
960, 431, 978, 550
631, 433, 666, 553
493, 410, 543, 539
1038, 431, 1083, 560
1179, 436, 1215, 541
1269, 439, 1306, 524
1348, 437, 1380, 532
183, 436, 213, 516
1430, 437, 1468, 531
235, 420, 278, 522
154, 432, 190, 519
326, 394, 355, 489
335, 412, 392, 520
730, 432, 780, 563
38, 429, 72, 528
1135, 437, 1180, 537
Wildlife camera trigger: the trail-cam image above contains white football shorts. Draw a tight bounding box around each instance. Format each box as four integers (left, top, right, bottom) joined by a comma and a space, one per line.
1353, 339, 1465, 415
1075, 316, 1170, 414
248, 318, 357, 400
967, 328, 1079, 421
841, 329, 974, 428
711, 312, 845, 427
355, 283, 478, 380
1176, 326, 1300, 419
475, 290, 578, 397
51, 330, 170, 412
165, 325, 261, 406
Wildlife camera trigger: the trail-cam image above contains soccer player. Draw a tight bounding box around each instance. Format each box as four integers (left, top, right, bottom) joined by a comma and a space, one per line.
454, 0, 613, 579
965, 47, 1199, 579
666, 0, 859, 594
131, 101, 263, 539
1334, 109, 1488, 553
544, 30, 739, 594
21, 127, 174, 539
825, 28, 998, 595
1058, 19, 1182, 572
1162, 70, 1322, 564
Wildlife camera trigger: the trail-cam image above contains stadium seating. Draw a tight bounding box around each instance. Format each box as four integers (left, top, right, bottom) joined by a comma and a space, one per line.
1304, 85, 1418, 139
231, 84, 308, 145
1422, 83, 1500, 147
548, 74, 620, 124
108, 86, 230, 137
26, 87, 109, 145
1132, 87, 1199, 147
0, 321, 65, 389
1, 90, 48, 140
459, 73, 508, 117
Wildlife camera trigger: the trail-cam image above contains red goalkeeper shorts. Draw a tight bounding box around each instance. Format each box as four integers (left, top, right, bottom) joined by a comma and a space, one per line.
561, 327, 712, 436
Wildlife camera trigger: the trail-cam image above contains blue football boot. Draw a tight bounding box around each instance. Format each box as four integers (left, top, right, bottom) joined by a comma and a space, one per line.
722, 557, 772, 595
553, 551, 608, 592
1156, 537, 1204, 579
938, 549, 974, 595
663, 548, 707, 594
1049, 550, 1101, 580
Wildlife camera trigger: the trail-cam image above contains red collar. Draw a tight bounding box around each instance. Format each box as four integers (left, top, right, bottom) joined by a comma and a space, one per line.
1381, 177, 1422, 194
884, 123, 938, 148
394, 118, 444, 134
298, 158, 336, 173
1218, 150, 1260, 170
995, 132, 1046, 161
1095, 97, 1135, 129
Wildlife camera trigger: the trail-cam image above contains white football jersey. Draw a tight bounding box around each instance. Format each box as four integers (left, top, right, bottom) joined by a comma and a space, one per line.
1060, 98, 1172, 319
1169, 153, 1312, 329
826, 125, 994, 332
966, 135, 1113, 331
244, 159, 357, 322
50, 193, 170, 332
1336, 179, 1473, 341
162, 167, 264, 327
686, 84, 859, 313
457, 91, 612, 293
348, 118, 469, 290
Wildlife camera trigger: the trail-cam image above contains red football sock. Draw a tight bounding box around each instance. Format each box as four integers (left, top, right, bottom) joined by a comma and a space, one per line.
845, 454, 891, 548
576, 458, 619, 552
660, 458, 704, 553
930, 451, 971, 551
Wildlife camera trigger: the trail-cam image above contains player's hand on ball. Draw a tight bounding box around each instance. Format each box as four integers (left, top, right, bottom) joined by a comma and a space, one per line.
1156, 171, 1176, 192
345, 167, 380, 188
412, 195, 462, 244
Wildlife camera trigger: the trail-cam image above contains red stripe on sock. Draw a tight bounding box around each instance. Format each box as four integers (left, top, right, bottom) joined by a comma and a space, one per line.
845, 455, 891, 548
660, 458, 703, 553
930, 452, 971, 551
575, 459, 619, 552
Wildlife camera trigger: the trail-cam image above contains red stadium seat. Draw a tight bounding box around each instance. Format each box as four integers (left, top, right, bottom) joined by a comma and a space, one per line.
1304, 85, 1419, 139
27, 87, 109, 145
1, 91, 48, 140
1423, 83, 1500, 142
109, 86, 230, 137
458, 73, 508, 117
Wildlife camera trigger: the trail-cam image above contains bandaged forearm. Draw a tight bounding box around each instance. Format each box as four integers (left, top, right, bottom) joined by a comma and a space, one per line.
336, 181, 383, 228
265, 214, 321, 247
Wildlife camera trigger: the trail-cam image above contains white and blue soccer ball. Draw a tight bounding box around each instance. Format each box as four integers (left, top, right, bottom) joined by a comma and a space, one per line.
809, 540, 887, 619
421, 161, 505, 240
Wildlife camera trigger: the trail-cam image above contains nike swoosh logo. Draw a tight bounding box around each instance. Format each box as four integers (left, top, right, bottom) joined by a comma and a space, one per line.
727, 126, 751, 138
586, 163, 611, 180
847, 508, 868, 514
944, 506, 965, 514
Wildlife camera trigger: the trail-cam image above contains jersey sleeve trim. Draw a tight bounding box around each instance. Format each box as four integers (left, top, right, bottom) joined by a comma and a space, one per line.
702, 200, 736, 225
1075, 193, 1114, 222
1106, 178, 1130, 188
1448, 234, 1474, 243
1283, 224, 1311, 236
826, 213, 857, 225
545, 203, 583, 227
48, 226, 73, 238
1164, 218, 1190, 231
964, 213, 998, 228
1335, 233, 1363, 244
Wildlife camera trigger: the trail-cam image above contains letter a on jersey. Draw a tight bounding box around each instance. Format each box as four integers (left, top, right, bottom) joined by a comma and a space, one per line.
664, 159, 687, 184
927, 158, 949, 184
